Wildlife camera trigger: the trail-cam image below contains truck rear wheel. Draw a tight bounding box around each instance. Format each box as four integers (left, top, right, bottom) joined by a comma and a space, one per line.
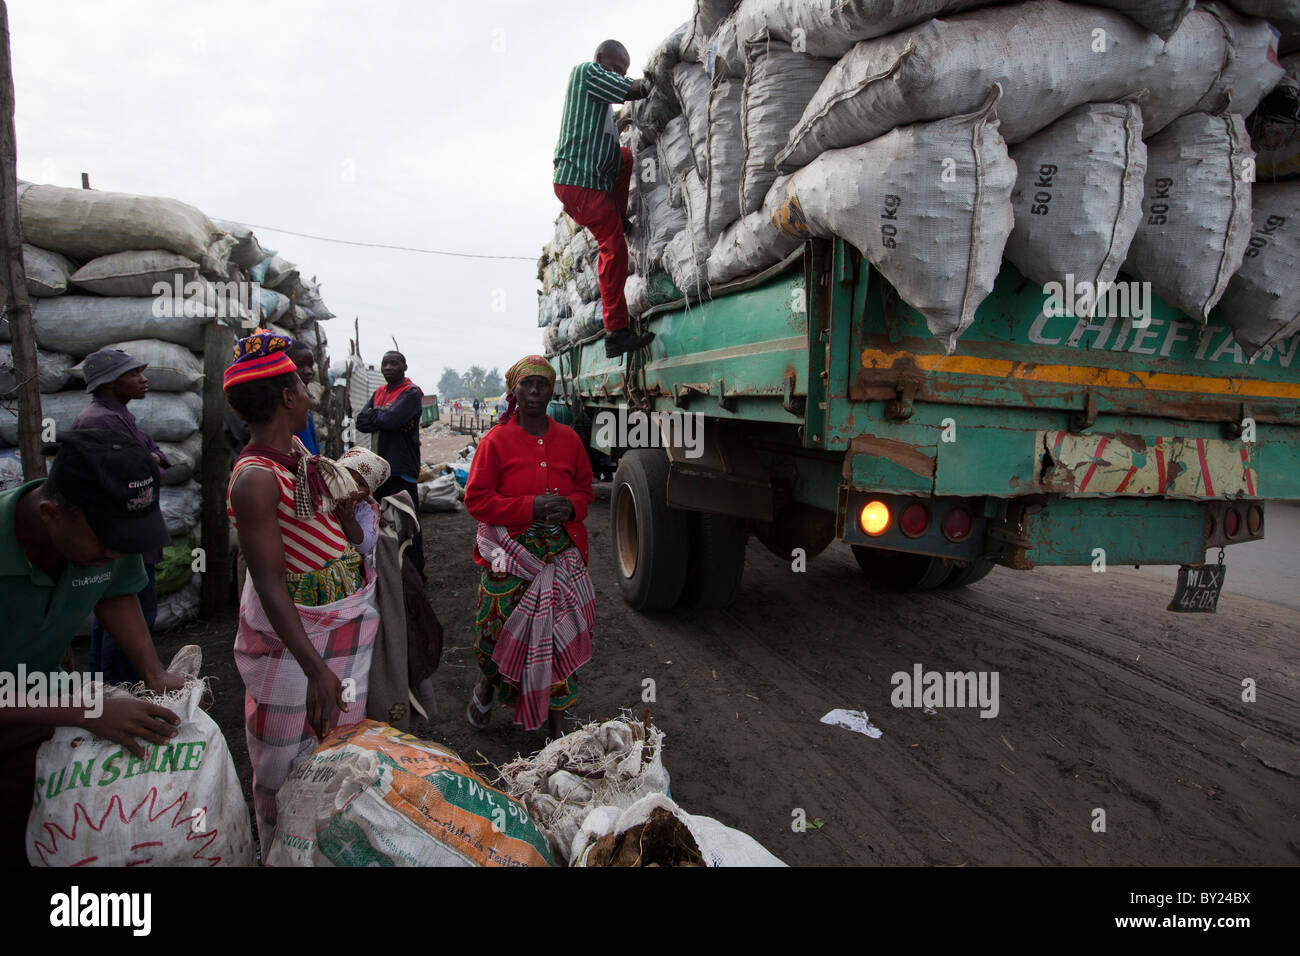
939, 559, 995, 589
680, 513, 748, 609
611, 449, 689, 611
851, 545, 952, 591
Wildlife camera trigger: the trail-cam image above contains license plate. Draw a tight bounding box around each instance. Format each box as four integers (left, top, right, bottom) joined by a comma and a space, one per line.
1167, 563, 1226, 613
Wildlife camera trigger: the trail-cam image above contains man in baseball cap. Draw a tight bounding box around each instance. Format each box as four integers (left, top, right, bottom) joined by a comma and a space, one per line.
0, 429, 183, 865
73, 348, 172, 684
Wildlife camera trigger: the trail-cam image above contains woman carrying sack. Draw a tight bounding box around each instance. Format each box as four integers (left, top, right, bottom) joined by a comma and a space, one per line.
223, 330, 378, 859
464, 356, 596, 739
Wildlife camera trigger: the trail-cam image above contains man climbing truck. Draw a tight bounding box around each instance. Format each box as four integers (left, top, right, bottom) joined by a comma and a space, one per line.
545, 240, 1300, 611
553, 39, 655, 359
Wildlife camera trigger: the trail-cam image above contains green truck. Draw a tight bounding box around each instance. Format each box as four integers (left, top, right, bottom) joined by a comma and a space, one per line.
547, 239, 1300, 611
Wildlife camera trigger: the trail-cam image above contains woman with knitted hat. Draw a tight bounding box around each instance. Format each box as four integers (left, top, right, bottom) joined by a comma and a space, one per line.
223, 330, 379, 858
464, 355, 596, 739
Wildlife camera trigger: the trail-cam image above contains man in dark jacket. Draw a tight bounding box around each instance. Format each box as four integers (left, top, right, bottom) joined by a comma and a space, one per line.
356, 351, 425, 576
72, 348, 172, 684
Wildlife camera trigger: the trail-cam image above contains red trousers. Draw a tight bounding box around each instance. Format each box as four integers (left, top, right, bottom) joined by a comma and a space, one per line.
554, 147, 633, 333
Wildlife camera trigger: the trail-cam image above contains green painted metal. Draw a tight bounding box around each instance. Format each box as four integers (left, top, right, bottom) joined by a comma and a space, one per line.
1021, 498, 1208, 567
567, 263, 808, 425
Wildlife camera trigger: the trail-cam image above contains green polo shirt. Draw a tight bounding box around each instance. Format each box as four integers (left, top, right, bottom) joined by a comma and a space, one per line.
0, 480, 147, 674
554, 62, 635, 192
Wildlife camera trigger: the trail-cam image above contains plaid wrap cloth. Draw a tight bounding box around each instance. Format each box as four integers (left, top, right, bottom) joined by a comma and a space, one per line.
233, 565, 379, 859
475, 523, 595, 731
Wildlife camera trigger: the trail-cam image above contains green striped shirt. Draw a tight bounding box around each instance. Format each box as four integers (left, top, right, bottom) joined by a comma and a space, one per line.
554, 62, 635, 191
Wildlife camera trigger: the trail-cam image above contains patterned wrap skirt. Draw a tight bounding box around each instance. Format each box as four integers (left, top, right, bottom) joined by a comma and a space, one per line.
284, 547, 364, 607
474, 525, 579, 712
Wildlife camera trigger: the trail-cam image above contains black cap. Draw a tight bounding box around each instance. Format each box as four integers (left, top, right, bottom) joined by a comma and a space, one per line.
45, 429, 171, 554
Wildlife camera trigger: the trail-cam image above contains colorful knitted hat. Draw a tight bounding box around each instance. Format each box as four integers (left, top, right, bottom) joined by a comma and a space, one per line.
223, 329, 298, 391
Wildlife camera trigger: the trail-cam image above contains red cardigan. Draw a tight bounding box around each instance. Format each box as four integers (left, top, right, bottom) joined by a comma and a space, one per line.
464, 417, 594, 567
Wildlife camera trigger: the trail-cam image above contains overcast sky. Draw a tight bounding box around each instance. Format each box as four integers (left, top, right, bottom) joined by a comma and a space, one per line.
9, 0, 692, 390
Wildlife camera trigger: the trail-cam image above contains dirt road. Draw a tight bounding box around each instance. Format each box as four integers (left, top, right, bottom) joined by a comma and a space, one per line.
157, 483, 1299, 866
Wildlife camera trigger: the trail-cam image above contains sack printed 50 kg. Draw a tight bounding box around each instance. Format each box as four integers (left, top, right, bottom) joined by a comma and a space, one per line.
775, 91, 1017, 352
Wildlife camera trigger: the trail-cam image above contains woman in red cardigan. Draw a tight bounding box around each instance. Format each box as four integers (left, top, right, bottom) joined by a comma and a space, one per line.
464, 356, 596, 739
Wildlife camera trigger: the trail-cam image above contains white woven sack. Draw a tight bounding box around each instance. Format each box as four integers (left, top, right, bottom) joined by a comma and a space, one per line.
708, 175, 802, 285
1005, 101, 1148, 298
0, 344, 74, 393
706, 77, 746, 243
778, 1, 1281, 169
1125, 112, 1255, 322
23, 244, 74, 297
1222, 0, 1300, 20
20, 184, 235, 276
71, 250, 203, 298
672, 62, 713, 179
701, 13, 746, 81
1218, 181, 1300, 356
1140, 4, 1282, 135
161, 480, 202, 537
156, 431, 202, 485
663, 169, 711, 298
572, 794, 785, 867
775, 92, 1016, 352
213, 220, 274, 270
1091, 0, 1196, 38
642, 182, 688, 270
0, 389, 202, 445
682, 0, 738, 61
100, 339, 204, 392
28, 296, 212, 357
733, 0, 984, 59
656, 116, 696, 196
739, 33, 834, 215
26, 647, 255, 867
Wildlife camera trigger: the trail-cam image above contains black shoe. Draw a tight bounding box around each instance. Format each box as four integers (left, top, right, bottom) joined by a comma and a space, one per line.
605, 327, 655, 358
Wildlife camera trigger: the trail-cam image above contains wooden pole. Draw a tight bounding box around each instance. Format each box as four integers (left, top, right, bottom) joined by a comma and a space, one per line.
0, 2, 44, 481
199, 321, 235, 616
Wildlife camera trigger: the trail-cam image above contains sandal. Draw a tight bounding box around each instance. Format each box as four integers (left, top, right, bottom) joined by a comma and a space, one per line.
466, 687, 492, 729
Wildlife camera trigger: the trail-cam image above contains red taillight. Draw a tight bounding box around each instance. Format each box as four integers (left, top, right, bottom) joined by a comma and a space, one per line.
900, 503, 930, 538
1224, 509, 1241, 539
943, 507, 973, 542
1247, 506, 1264, 536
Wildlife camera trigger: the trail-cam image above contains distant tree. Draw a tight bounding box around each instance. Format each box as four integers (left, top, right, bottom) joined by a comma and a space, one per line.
437, 367, 463, 399
483, 368, 504, 397
464, 365, 487, 397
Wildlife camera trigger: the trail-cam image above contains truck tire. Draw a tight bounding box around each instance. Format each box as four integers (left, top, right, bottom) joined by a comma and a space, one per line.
611, 449, 689, 611
681, 513, 748, 608
851, 545, 953, 591
939, 559, 995, 589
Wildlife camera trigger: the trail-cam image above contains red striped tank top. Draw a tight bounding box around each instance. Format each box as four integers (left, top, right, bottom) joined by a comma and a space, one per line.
226, 447, 349, 573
